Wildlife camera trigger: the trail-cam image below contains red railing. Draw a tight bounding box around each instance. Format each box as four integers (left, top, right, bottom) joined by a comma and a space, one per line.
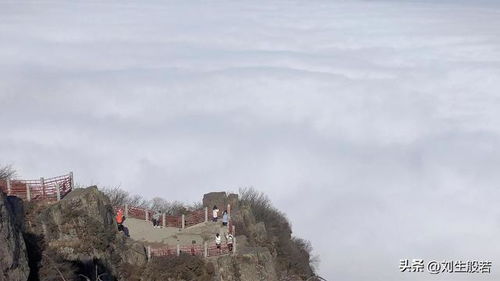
165, 215, 182, 228
112, 204, 236, 260
150, 245, 177, 257
149, 242, 232, 258
179, 244, 204, 257
113, 204, 206, 229
128, 205, 147, 219
207, 242, 232, 257
185, 209, 205, 227
0, 172, 73, 202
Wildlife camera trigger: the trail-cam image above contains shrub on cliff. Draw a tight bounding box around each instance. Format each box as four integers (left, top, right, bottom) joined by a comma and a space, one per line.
141, 253, 213, 281
101, 187, 201, 216
0, 164, 16, 180
239, 187, 315, 279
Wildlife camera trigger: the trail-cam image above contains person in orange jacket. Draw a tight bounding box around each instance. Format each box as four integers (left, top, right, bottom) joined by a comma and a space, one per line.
116, 209, 125, 232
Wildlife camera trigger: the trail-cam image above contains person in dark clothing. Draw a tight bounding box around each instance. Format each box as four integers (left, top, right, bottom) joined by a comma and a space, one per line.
152, 212, 161, 228
222, 210, 228, 226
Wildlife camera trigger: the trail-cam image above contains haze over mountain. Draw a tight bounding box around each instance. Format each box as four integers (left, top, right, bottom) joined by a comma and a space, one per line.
1, 0, 500, 280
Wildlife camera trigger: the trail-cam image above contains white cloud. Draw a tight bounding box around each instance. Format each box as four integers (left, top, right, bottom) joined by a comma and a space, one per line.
1, 0, 500, 280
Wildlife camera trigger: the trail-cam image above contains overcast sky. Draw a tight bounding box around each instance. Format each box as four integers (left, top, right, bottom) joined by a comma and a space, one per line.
1, 0, 500, 280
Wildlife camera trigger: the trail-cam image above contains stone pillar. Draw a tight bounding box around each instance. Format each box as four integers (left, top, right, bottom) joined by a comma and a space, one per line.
6, 179, 11, 196
125, 204, 129, 217
181, 214, 185, 229
147, 246, 151, 260
162, 213, 166, 228
56, 183, 61, 201
26, 184, 31, 201
69, 172, 74, 188
232, 225, 235, 235
40, 177, 45, 199
233, 236, 237, 254
227, 204, 231, 216
176, 245, 180, 256
204, 207, 208, 222
204, 241, 208, 258
145, 209, 149, 221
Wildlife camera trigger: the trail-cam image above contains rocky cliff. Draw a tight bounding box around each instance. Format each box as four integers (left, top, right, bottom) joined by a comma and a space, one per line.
24, 186, 147, 281
204, 191, 315, 281
0, 192, 29, 281
0, 187, 316, 281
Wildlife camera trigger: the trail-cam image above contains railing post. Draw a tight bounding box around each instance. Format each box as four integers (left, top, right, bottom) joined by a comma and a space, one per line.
162, 213, 166, 228
145, 209, 149, 221
40, 177, 45, 199
56, 183, 61, 201
26, 184, 31, 201
181, 214, 185, 229
204, 241, 208, 258
176, 245, 180, 256
233, 236, 237, 255
125, 204, 129, 217
147, 246, 151, 260
69, 172, 74, 189
6, 179, 11, 196
204, 207, 208, 222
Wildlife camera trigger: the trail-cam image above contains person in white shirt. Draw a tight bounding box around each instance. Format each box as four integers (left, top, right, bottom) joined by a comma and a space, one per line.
215, 233, 222, 253
226, 233, 234, 252
212, 205, 219, 222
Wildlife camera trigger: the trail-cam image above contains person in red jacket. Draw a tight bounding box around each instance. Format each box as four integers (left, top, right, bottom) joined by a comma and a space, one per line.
116, 209, 125, 232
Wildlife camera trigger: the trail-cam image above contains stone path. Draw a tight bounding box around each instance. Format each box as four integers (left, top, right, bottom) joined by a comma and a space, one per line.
124, 218, 231, 247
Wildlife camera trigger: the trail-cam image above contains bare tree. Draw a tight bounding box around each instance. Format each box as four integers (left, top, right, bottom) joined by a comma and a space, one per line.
128, 194, 149, 208
101, 186, 129, 206
0, 164, 16, 180
101, 186, 200, 216
149, 197, 189, 216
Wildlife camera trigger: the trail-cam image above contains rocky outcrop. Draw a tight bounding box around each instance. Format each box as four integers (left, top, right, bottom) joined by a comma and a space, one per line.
219, 191, 315, 280
1, 185, 314, 281
0, 192, 29, 281
214, 247, 278, 281
26, 186, 147, 280
203, 192, 239, 214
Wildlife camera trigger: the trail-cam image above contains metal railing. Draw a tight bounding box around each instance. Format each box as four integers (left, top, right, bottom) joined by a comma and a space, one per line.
0, 172, 74, 202
148, 240, 235, 259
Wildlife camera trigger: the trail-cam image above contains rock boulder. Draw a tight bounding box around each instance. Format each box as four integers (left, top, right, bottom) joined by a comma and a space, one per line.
0, 192, 29, 281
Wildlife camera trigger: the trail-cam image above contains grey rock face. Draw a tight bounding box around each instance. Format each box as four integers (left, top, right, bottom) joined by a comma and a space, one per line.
203, 192, 239, 214
0, 192, 29, 281
31, 186, 147, 279
215, 247, 278, 281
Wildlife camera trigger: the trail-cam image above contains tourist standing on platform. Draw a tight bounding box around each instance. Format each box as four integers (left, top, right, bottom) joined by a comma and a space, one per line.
222, 210, 228, 226
152, 211, 161, 228
215, 233, 222, 253
226, 233, 234, 252
212, 205, 219, 222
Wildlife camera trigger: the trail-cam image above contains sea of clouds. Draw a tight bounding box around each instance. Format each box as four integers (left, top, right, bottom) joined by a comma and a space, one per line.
1, 0, 500, 280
